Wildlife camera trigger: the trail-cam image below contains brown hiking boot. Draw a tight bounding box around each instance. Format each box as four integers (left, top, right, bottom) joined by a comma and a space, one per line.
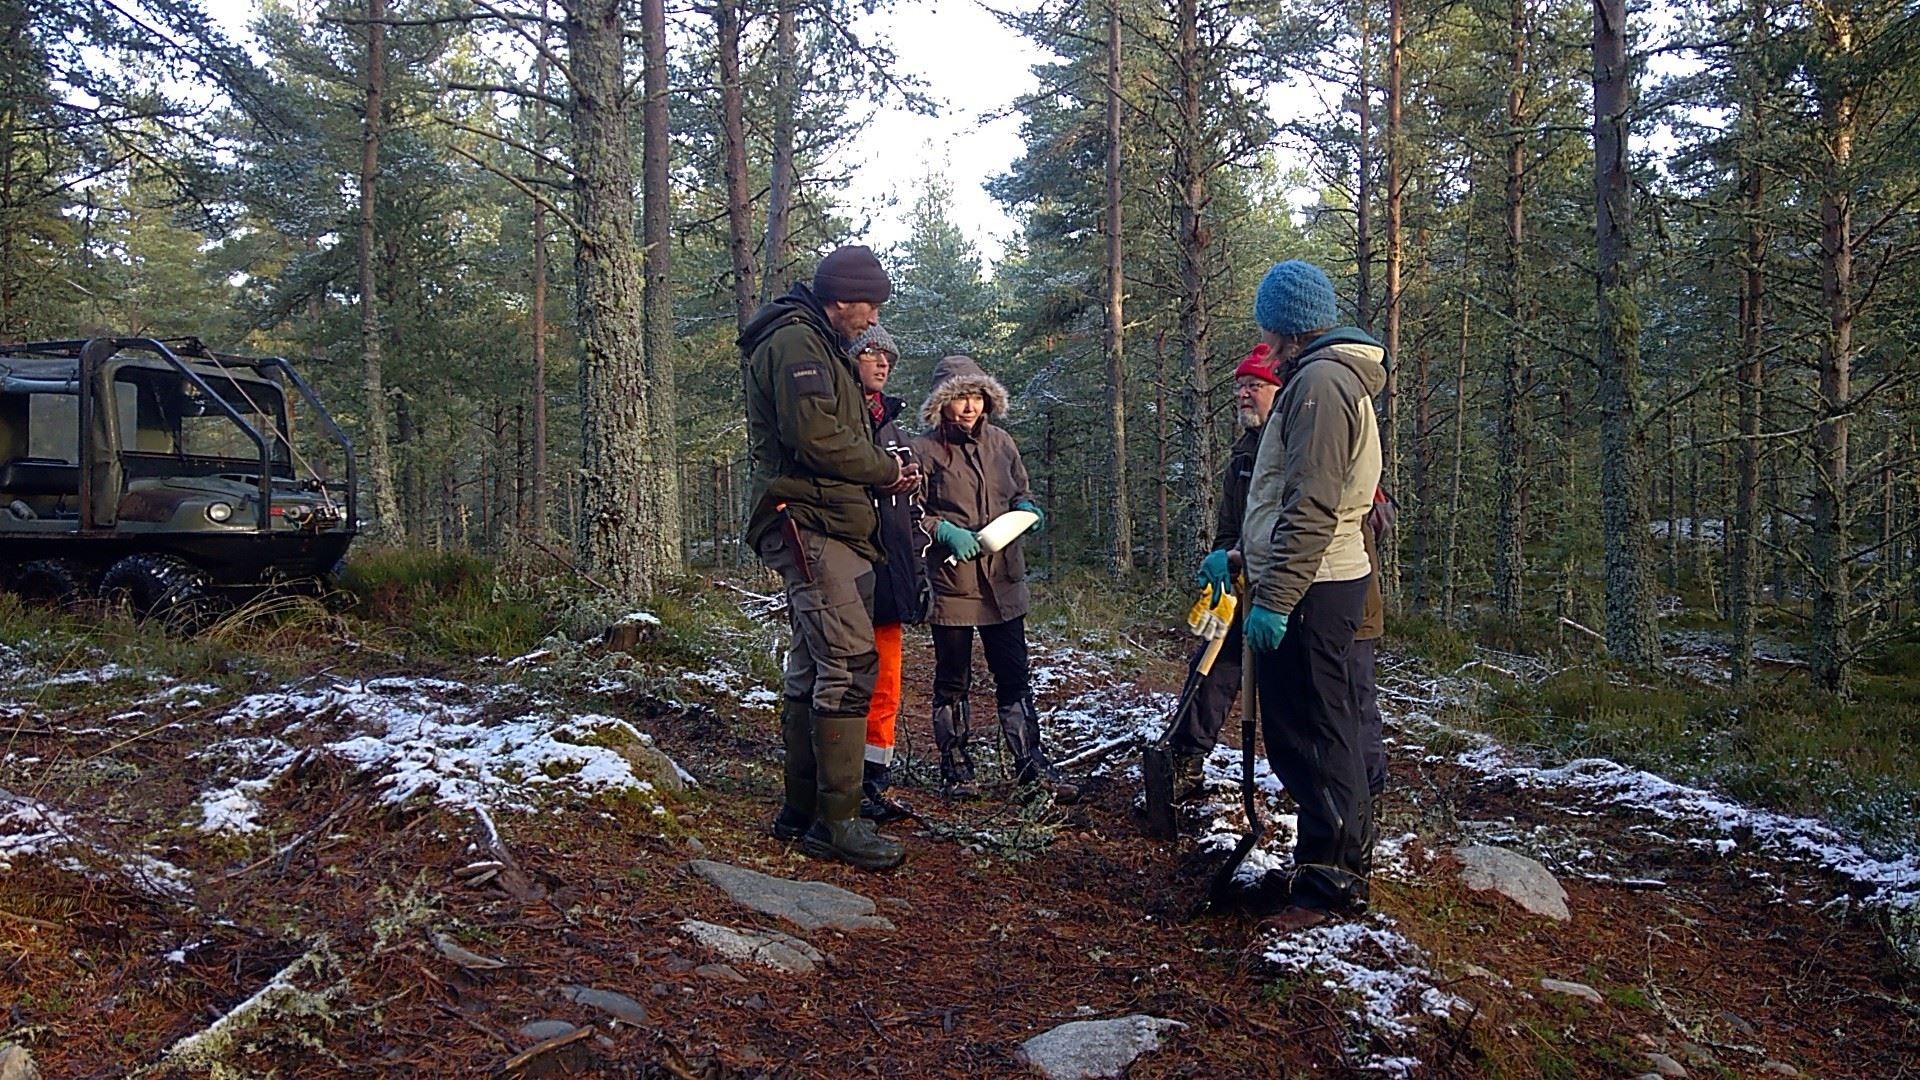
1257, 905, 1333, 936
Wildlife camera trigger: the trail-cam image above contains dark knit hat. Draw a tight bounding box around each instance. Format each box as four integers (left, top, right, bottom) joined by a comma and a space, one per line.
1254, 259, 1338, 335
850, 322, 898, 360
1232, 343, 1282, 386
813, 245, 892, 304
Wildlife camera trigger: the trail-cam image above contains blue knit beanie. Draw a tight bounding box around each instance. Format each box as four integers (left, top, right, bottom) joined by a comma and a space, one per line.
1253, 260, 1339, 335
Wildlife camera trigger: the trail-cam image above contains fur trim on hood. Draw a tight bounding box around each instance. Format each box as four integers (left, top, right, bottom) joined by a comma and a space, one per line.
919, 354, 1011, 428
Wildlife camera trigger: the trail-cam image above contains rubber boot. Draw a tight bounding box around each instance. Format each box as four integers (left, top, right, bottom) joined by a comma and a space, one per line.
801, 713, 905, 870
932, 700, 978, 799
1001, 696, 1079, 804
770, 696, 815, 841
860, 760, 914, 823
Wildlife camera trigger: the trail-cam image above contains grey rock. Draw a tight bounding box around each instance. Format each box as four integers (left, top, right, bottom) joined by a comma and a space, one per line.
1455, 844, 1571, 921
517, 1020, 579, 1043
1717, 1010, 1758, 1038
678, 918, 825, 975
1539, 978, 1603, 1005
687, 860, 896, 932
1676, 1042, 1716, 1067
560, 984, 648, 1027
1644, 1051, 1687, 1078
618, 738, 690, 796
1018, 1015, 1186, 1080
0, 1043, 38, 1080
696, 963, 749, 983
1758, 1063, 1800, 1077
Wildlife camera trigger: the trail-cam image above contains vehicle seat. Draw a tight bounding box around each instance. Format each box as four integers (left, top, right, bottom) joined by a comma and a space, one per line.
0, 457, 81, 498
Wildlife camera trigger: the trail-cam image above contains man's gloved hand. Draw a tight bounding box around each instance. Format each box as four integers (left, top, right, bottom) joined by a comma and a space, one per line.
1245, 604, 1289, 651
936, 520, 981, 561
1196, 548, 1231, 605
1013, 498, 1046, 534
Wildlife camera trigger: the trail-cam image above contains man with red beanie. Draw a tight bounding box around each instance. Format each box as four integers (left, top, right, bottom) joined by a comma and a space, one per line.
1170, 343, 1287, 795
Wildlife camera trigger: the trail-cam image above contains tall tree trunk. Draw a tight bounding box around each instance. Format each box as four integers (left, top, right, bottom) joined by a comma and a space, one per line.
1155, 329, 1170, 585
358, 0, 402, 539
641, 0, 679, 562
1444, 292, 1469, 626
1492, 0, 1530, 621
716, 0, 756, 330
760, 0, 796, 303
1380, 0, 1404, 601
1810, 0, 1855, 693
1174, 0, 1216, 550
530, 0, 551, 535
1592, 0, 1659, 665
570, 0, 670, 599
1105, 1, 1132, 574
1353, 0, 1373, 331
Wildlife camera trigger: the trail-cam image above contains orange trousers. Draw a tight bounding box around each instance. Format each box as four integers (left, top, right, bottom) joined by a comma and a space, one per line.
866, 621, 902, 764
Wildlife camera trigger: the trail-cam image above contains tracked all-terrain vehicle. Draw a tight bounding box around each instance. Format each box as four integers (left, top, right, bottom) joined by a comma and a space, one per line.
0, 336, 356, 617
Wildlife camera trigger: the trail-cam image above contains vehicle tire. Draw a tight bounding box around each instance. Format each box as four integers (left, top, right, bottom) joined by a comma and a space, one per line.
99, 554, 211, 624
10, 559, 89, 607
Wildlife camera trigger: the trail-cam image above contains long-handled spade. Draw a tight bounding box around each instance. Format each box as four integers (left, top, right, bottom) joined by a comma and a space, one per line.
1140, 631, 1230, 839
1203, 605, 1263, 911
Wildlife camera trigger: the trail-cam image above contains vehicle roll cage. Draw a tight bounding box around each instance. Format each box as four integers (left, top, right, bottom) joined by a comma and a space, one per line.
0, 336, 357, 534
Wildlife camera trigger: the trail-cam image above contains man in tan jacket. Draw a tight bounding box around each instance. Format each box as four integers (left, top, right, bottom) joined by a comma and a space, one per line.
1240, 259, 1386, 932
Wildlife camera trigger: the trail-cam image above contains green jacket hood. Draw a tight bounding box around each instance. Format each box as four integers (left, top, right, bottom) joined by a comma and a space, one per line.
738, 283, 837, 359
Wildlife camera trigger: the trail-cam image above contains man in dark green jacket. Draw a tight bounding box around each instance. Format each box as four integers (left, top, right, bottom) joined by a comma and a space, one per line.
741, 244, 919, 871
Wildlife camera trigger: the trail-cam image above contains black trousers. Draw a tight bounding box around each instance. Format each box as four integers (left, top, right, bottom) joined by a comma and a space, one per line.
1170, 608, 1243, 756
1351, 635, 1387, 797
1256, 575, 1371, 913
931, 617, 1029, 707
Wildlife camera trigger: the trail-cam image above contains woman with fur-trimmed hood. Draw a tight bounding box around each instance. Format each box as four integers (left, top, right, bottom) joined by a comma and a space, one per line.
911, 355, 1077, 803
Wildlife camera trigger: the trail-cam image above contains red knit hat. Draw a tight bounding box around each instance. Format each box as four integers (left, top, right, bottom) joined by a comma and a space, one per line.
1232, 343, 1281, 386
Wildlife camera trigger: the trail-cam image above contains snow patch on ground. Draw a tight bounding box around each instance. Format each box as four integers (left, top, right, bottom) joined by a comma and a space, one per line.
206, 679, 686, 819
0, 786, 193, 900
1030, 642, 1174, 760
1453, 744, 1920, 911
1260, 916, 1467, 1072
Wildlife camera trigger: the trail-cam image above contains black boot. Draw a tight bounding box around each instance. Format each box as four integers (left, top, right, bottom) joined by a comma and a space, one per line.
1001, 696, 1080, 804
771, 696, 815, 841
801, 713, 905, 870
932, 701, 979, 799
860, 760, 914, 823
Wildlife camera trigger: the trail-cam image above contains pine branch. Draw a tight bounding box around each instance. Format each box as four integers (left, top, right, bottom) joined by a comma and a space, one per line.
433, 114, 574, 177
445, 142, 582, 236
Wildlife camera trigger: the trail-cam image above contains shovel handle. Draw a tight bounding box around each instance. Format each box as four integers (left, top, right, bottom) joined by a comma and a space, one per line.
1194, 632, 1228, 677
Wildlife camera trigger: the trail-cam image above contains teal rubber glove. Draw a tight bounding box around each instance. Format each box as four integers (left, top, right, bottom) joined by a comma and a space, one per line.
1196, 548, 1231, 605
1245, 604, 1289, 651
936, 519, 981, 560
1013, 498, 1046, 534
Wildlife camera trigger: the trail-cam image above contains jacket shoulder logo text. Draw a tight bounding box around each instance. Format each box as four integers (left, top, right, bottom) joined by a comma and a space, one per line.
786, 362, 832, 400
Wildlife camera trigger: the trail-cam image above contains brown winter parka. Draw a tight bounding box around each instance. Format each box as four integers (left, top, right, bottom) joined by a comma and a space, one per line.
910, 355, 1033, 627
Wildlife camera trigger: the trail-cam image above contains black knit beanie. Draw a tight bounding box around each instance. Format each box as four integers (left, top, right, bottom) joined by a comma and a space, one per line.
812, 245, 892, 304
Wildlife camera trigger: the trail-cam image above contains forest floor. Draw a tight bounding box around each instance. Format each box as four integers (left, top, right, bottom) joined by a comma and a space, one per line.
0, 578, 1916, 1078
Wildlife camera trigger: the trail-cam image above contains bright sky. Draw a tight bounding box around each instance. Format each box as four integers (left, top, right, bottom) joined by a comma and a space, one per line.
837, 0, 1047, 262
203, 0, 1045, 262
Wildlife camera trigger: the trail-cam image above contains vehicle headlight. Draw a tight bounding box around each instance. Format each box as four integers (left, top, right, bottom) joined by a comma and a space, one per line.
284, 504, 312, 523
206, 502, 234, 523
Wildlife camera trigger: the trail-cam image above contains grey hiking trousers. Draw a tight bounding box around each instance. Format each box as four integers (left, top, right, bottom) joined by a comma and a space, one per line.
756, 528, 880, 718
